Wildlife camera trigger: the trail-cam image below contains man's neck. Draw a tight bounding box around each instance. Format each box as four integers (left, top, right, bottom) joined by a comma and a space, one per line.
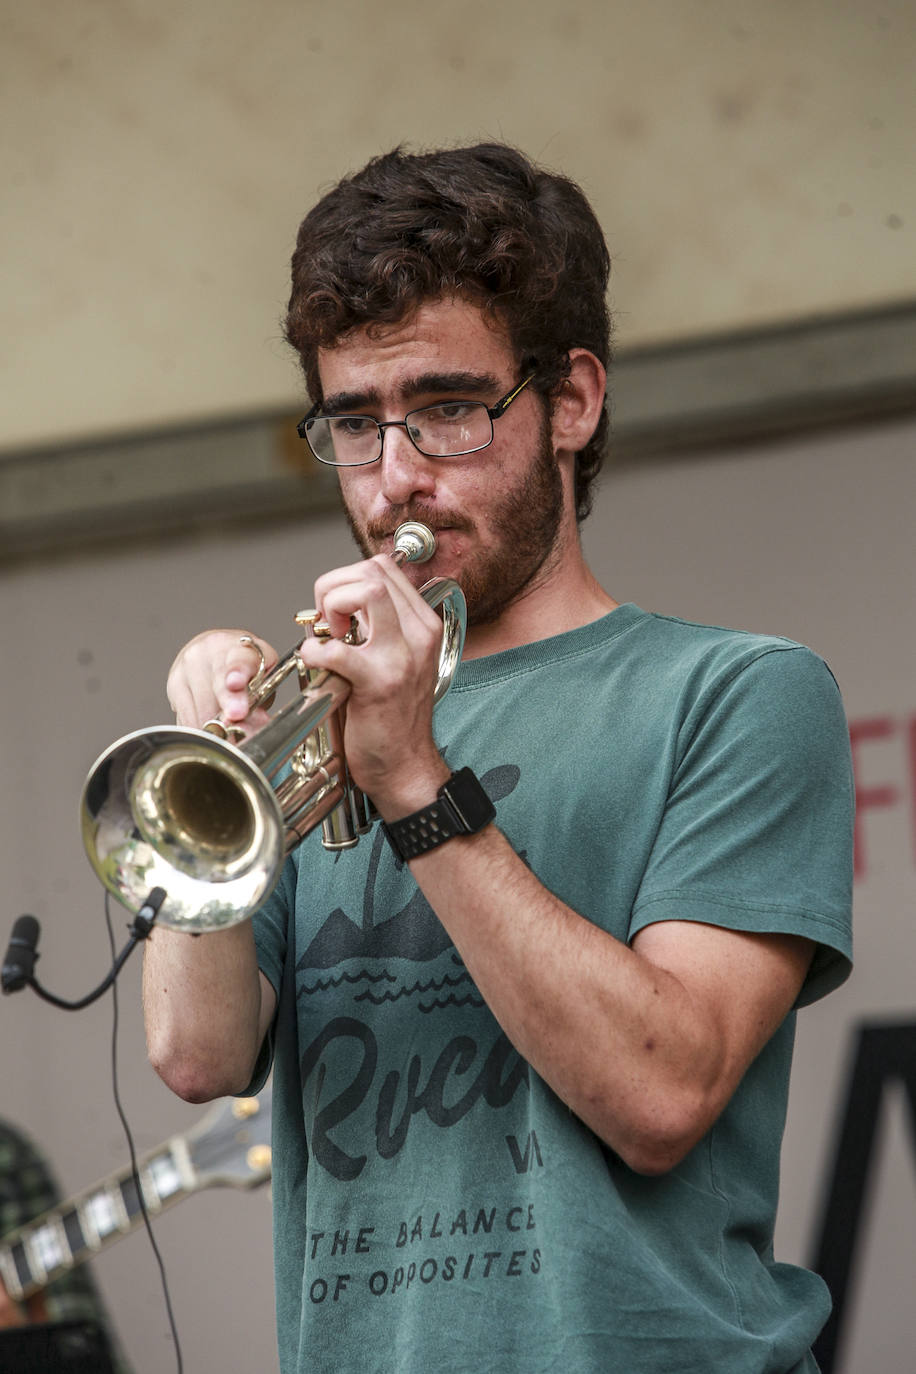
461, 542, 618, 660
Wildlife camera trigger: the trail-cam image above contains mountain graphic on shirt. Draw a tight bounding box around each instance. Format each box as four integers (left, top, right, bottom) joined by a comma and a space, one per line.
295, 764, 520, 987
300, 884, 453, 967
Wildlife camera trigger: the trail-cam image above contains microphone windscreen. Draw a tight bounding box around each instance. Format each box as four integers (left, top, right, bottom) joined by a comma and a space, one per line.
2, 914, 41, 992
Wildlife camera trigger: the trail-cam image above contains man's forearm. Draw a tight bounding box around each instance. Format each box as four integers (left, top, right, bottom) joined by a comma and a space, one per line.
142, 922, 270, 1102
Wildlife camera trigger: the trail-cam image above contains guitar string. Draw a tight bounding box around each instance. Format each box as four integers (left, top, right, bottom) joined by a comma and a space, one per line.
105, 891, 184, 1374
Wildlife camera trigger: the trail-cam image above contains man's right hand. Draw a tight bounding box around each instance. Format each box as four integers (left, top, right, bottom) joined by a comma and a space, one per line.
166, 630, 278, 733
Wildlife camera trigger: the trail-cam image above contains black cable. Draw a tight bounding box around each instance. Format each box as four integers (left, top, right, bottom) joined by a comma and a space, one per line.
104, 892, 184, 1374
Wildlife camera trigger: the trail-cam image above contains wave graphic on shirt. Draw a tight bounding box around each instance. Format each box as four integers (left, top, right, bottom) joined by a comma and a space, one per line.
294, 765, 520, 1012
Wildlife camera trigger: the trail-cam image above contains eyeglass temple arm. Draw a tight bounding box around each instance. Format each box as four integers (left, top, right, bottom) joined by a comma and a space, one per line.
296, 400, 321, 437
488, 374, 534, 418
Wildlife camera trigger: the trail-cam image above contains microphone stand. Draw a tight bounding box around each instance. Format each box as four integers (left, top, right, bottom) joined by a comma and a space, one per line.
1, 888, 167, 1011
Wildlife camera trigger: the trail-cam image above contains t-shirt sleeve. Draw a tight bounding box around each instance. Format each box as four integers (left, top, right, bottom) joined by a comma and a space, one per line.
629, 644, 854, 1006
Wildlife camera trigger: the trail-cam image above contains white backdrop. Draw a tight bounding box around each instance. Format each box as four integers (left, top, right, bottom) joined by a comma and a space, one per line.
1, 412, 914, 1372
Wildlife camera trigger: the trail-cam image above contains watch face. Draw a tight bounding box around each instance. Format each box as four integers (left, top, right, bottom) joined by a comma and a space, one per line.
445, 768, 496, 832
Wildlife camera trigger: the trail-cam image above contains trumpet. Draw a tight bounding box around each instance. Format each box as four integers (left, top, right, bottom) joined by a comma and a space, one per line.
80, 522, 466, 934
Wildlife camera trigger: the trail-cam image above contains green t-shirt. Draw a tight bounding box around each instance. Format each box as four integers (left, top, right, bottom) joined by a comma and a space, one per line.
251, 604, 854, 1373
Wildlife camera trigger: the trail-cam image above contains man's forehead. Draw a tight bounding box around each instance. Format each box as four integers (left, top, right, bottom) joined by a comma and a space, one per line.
316, 297, 513, 397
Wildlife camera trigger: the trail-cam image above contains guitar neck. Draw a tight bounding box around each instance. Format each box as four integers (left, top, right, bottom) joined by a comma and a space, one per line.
0, 1091, 271, 1302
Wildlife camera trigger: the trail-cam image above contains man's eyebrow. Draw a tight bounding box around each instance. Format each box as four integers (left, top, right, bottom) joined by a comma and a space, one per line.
402, 370, 502, 401
320, 386, 381, 415
321, 371, 502, 415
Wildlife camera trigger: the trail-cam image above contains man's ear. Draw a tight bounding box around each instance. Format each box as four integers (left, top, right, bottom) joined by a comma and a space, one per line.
550, 349, 607, 457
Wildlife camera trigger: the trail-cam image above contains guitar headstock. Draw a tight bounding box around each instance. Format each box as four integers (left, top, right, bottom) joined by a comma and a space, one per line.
183, 1081, 272, 1189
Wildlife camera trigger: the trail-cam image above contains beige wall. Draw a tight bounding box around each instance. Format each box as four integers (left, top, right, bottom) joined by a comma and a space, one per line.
2, 0, 914, 450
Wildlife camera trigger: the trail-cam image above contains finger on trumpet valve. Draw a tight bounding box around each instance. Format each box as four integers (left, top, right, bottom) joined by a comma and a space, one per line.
294, 609, 363, 645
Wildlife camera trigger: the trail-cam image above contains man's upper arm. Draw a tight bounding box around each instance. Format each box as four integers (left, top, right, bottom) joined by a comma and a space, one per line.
630, 645, 854, 1005
632, 919, 815, 1098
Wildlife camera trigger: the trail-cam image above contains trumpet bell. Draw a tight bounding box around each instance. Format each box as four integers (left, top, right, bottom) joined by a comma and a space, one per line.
80, 726, 286, 933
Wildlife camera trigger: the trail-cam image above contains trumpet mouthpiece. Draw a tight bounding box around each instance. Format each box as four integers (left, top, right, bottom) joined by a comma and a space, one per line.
392, 521, 437, 565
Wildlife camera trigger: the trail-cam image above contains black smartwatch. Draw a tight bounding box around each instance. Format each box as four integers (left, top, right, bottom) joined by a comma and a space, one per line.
382, 767, 496, 862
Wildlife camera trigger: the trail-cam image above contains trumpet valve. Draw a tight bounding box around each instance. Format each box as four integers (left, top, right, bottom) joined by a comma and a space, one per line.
295, 609, 329, 638
295, 610, 363, 646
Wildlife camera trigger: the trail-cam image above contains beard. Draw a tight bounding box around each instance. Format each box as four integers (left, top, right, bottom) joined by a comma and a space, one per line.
341, 418, 565, 627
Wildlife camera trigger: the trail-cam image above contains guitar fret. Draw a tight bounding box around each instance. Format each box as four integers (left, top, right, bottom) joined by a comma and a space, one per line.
120, 1171, 144, 1219
83, 1187, 123, 1241
63, 1207, 88, 1258
10, 1239, 33, 1293
148, 1147, 186, 1202
29, 1217, 69, 1276
0, 1247, 23, 1299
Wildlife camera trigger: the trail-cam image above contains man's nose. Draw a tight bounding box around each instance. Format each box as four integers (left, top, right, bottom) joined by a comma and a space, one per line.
377, 423, 437, 506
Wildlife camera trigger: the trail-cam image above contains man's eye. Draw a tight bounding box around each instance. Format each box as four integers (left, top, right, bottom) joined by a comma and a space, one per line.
424, 402, 477, 423
330, 417, 375, 438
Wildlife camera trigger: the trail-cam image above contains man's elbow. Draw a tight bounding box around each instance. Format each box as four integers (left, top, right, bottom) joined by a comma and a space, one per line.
605, 1088, 720, 1177
147, 1035, 252, 1105
617, 1134, 696, 1177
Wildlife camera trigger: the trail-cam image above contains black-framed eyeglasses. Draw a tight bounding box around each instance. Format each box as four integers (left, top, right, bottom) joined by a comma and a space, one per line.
296, 375, 534, 468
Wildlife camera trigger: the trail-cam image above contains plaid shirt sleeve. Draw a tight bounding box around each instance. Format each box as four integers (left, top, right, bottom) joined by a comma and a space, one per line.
0, 1120, 133, 1372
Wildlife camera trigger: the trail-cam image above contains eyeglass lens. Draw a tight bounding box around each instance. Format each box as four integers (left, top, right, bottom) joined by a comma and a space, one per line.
306, 401, 494, 466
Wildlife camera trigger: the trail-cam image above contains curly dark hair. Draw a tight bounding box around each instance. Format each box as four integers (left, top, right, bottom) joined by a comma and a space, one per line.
284, 142, 612, 521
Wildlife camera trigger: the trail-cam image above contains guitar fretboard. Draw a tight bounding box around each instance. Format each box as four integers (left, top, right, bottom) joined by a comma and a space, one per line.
0, 1138, 193, 1301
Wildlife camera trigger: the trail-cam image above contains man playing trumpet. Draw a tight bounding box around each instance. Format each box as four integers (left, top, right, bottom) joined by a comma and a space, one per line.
145, 143, 853, 1374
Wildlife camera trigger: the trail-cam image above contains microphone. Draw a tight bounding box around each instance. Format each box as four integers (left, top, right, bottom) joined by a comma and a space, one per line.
2, 914, 41, 993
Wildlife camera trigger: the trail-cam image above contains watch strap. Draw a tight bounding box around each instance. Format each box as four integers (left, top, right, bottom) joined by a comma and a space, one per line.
383, 767, 495, 862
